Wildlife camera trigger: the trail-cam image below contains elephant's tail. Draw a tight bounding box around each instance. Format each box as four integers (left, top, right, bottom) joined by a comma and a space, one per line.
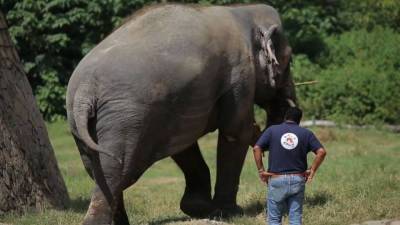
72, 86, 122, 164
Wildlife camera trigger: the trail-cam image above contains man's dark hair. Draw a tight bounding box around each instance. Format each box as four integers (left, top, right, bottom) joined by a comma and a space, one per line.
284, 107, 303, 124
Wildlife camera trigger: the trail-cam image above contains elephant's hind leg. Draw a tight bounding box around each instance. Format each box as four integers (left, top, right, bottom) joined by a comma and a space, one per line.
114, 194, 129, 225
83, 153, 126, 225
172, 143, 213, 218
82, 130, 135, 225
79, 103, 154, 225
83, 188, 128, 225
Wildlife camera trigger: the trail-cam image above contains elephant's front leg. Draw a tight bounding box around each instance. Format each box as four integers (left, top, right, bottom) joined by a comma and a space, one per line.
212, 131, 250, 217
212, 85, 254, 217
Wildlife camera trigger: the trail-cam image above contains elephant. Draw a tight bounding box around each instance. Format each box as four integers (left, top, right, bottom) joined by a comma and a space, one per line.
66, 3, 296, 225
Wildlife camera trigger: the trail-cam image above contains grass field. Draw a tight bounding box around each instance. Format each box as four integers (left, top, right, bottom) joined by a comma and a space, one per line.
2, 121, 400, 225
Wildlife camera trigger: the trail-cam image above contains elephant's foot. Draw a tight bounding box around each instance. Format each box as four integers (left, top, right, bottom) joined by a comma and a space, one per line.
180, 190, 214, 218
83, 198, 113, 225
209, 204, 244, 219
113, 197, 130, 225
114, 214, 130, 225
83, 198, 130, 225
83, 187, 130, 225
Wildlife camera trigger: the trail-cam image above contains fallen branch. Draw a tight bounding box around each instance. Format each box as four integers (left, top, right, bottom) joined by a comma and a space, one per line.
295, 80, 319, 86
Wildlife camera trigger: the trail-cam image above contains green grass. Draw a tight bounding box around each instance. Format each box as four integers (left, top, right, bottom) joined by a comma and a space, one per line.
2, 121, 400, 225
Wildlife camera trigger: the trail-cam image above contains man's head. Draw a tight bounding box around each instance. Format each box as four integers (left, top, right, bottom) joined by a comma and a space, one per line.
284, 107, 303, 124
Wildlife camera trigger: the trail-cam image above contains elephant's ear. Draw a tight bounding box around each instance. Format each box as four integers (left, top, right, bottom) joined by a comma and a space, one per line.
255, 24, 293, 88
255, 24, 280, 87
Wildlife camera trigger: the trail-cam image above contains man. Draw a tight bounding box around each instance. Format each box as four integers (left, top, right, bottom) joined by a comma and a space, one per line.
253, 107, 326, 225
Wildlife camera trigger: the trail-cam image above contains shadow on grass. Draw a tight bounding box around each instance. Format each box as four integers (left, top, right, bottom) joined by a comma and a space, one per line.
148, 200, 266, 224
241, 191, 331, 216
243, 200, 264, 216
148, 215, 190, 225
304, 191, 332, 207
68, 197, 91, 213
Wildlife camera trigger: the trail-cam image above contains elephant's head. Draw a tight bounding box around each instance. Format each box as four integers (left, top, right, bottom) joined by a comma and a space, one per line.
253, 24, 297, 128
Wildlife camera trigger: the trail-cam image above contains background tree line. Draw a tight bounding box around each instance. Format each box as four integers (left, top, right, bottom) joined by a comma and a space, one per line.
1, 0, 399, 125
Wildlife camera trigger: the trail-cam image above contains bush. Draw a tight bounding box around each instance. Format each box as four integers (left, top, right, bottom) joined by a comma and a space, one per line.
293, 27, 400, 124
291, 54, 322, 119
1, 0, 341, 120
1, 0, 154, 121
2, 0, 399, 124
338, 0, 400, 32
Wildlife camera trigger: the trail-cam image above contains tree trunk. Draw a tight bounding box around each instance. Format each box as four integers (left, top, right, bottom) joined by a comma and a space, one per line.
0, 11, 69, 215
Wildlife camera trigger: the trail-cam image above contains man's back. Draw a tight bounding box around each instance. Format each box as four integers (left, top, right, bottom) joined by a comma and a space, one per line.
256, 121, 323, 173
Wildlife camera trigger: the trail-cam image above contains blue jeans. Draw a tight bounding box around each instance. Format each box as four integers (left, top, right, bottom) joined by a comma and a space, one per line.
267, 175, 306, 225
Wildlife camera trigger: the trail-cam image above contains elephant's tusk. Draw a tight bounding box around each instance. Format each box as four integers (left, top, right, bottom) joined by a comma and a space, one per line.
267, 63, 276, 87
287, 99, 296, 107
263, 24, 279, 40
266, 39, 279, 65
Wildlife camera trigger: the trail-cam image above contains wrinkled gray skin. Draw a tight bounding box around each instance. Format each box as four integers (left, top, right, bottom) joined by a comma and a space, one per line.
67, 4, 296, 225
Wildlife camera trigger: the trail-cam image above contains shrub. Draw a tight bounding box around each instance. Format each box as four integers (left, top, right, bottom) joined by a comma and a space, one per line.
1, 0, 341, 120
2, 0, 399, 123
293, 27, 400, 124
1, 0, 154, 120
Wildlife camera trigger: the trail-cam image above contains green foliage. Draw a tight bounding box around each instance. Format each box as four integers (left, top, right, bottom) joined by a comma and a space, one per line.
338, 0, 400, 31
35, 70, 66, 120
291, 54, 322, 118
294, 27, 400, 124
269, 0, 340, 60
1, 0, 340, 120
1, 0, 155, 120
1, 0, 400, 124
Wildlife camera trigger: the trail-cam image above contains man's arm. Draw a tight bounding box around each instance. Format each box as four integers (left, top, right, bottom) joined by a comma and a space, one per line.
306, 148, 327, 183
253, 128, 274, 183
253, 145, 273, 183
251, 122, 262, 147
253, 145, 265, 172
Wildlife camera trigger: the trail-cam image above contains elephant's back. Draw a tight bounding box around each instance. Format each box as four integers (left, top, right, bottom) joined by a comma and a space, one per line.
99, 5, 224, 55
71, 5, 236, 102
88, 4, 244, 66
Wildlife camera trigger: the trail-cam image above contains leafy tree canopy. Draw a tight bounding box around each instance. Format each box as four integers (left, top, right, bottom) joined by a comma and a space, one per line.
1, 0, 399, 124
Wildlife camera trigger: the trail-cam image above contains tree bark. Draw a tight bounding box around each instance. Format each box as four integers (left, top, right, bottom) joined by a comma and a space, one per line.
0, 11, 69, 215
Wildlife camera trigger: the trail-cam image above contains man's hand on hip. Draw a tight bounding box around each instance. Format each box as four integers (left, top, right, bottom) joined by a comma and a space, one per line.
305, 169, 315, 183
306, 148, 327, 183
259, 170, 274, 183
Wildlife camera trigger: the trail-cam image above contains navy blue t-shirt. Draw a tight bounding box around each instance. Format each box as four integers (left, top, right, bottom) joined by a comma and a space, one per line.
255, 121, 323, 173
